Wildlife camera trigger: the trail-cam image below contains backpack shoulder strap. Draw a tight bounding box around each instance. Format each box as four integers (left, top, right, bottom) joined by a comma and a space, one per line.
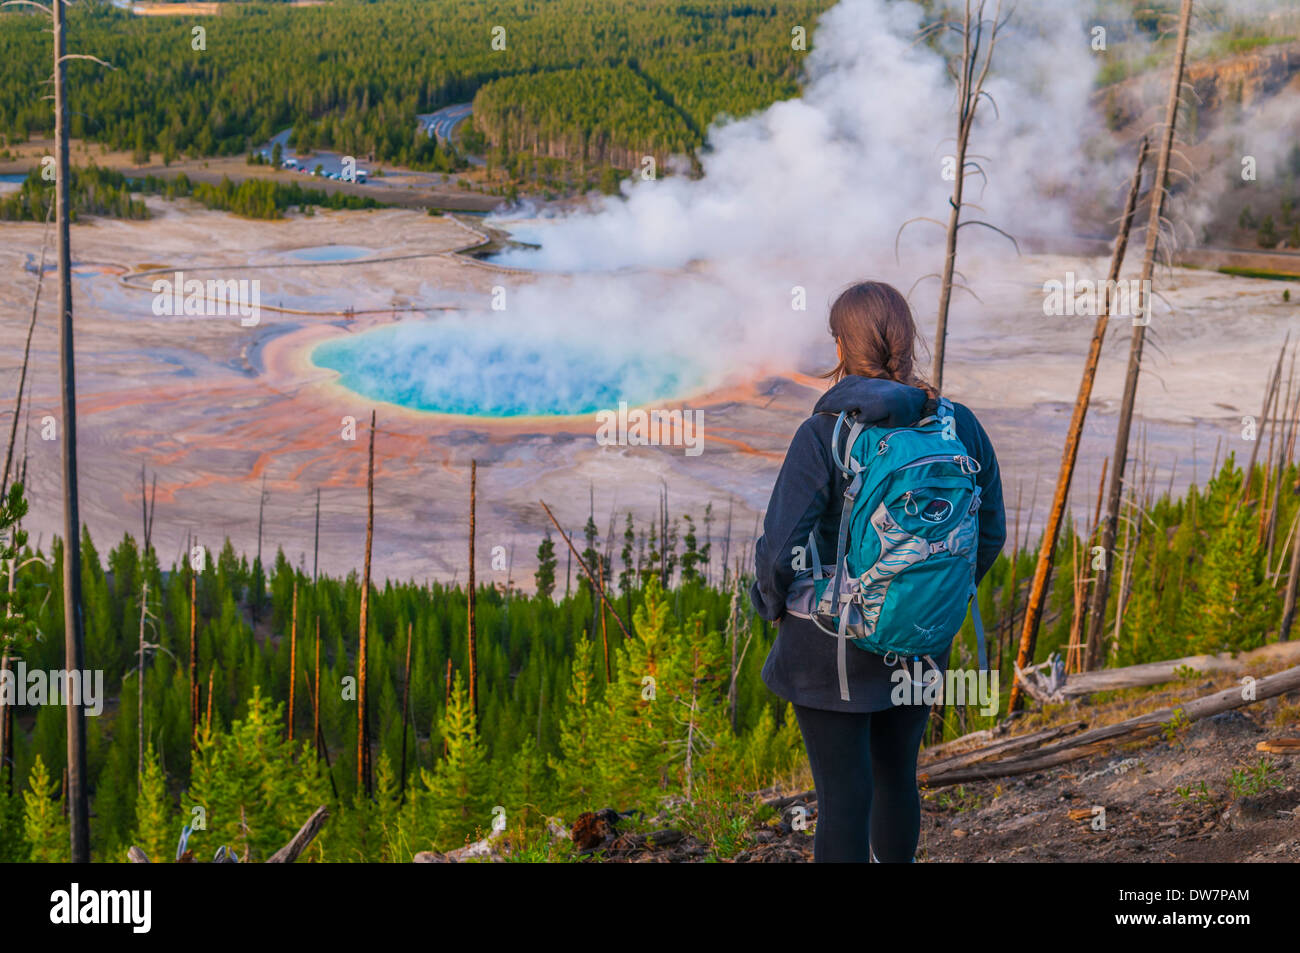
830, 412, 867, 478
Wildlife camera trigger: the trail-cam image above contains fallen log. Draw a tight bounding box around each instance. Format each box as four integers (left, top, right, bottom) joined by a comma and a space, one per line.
413, 815, 568, 863
414, 828, 505, 863
1256, 739, 1300, 755
918, 712, 1036, 764
1017, 641, 1300, 704
919, 728, 997, 764
923, 663, 1300, 788
266, 805, 329, 863
918, 721, 1087, 781
758, 789, 815, 810
446, 826, 507, 862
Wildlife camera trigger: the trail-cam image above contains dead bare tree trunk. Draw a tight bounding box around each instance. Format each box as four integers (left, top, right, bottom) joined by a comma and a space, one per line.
356, 410, 375, 796
1082, 0, 1194, 675
995, 481, 1023, 676
51, 0, 90, 862
137, 582, 146, 793
0, 605, 10, 797
443, 658, 452, 759
189, 567, 198, 744
253, 473, 267, 624
682, 648, 700, 803
1243, 344, 1286, 505
312, 486, 320, 582
304, 632, 338, 803
288, 579, 298, 741
597, 557, 611, 683
467, 459, 478, 722
660, 483, 668, 588
727, 577, 740, 731
140, 465, 149, 557
721, 497, 734, 589
1006, 137, 1149, 711
312, 615, 321, 752
309, 613, 339, 800
1262, 347, 1293, 560
1281, 509, 1300, 641
400, 620, 413, 797
928, 0, 1008, 393
540, 499, 634, 641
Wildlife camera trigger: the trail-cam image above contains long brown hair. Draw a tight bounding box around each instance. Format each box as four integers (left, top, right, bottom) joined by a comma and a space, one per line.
823, 281, 937, 400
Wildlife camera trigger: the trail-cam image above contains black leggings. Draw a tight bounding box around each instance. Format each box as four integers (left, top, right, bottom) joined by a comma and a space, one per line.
793, 702, 931, 863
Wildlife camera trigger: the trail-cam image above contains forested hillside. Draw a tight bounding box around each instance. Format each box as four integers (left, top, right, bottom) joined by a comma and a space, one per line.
0, 0, 832, 173
1, 451, 1297, 862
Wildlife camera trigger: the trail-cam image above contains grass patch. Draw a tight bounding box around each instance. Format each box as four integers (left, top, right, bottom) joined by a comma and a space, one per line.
1218, 266, 1300, 282
1228, 757, 1286, 799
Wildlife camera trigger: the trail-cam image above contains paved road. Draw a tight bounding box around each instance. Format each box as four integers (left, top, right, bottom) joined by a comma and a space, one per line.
417, 103, 485, 167
417, 103, 473, 142
259, 128, 362, 181
121, 155, 502, 213
259, 103, 483, 177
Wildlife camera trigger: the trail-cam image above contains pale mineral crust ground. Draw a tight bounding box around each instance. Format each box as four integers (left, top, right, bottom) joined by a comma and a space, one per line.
0, 199, 1294, 586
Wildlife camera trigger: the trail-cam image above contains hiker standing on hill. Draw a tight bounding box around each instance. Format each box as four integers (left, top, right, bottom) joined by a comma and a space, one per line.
751, 281, 1006, 863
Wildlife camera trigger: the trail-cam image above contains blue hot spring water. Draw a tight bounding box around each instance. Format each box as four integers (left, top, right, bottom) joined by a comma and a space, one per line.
312, 320, 702, 417
288, 245, 373, 262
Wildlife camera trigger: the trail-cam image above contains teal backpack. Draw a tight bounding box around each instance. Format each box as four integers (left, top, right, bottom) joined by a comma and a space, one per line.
785, 397, 987, 701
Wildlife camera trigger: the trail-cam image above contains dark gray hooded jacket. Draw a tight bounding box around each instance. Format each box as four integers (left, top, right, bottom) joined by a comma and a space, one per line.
751, 375, 1006, 712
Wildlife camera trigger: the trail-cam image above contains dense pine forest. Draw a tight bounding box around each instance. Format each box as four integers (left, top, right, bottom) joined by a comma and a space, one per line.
0, 0, 833, 173
1, 449, 1298, 862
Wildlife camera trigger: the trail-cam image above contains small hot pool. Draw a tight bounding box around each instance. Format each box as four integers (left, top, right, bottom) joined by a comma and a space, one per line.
286, 245, 374, 262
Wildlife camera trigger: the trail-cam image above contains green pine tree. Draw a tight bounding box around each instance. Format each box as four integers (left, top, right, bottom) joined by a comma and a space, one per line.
185, 687, 325, 861
680, 514, 701, 584
534, 532, 557, 600
1258, 214, 1279, 248
417, 673, 491, 851
1180, 491, 1276, 653
580, 510, 599, 598
0, 482, 36, 653
0, 789, 26, 862
619, 513, 636, 593
23, 755, 68, 863
503, 733, 551, 829
370, 751, 413, 862
603, 577, 730, 803
132, 743, 175, 863
549, 637, 608, 812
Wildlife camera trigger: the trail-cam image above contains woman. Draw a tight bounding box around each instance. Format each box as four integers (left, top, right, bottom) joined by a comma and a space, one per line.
751, 281, 1006, 863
